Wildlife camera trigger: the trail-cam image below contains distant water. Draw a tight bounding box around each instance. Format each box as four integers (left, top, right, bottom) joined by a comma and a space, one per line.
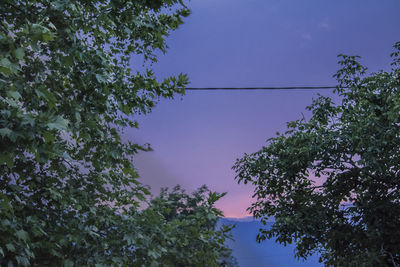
220, 218, 322, 267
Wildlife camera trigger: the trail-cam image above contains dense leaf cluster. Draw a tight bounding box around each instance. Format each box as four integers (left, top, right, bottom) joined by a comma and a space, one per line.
133, 186, 237, 267
0, 0, 235, 265
234, 43, 400, 266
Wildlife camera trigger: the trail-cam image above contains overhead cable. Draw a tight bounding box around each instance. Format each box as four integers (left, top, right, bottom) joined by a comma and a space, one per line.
185, 86, 337, 91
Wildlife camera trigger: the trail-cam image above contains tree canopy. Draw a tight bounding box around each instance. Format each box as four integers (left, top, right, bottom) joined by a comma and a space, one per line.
134, 185, 237, 267
0, 0, 235, 265
234, 42, 400, 266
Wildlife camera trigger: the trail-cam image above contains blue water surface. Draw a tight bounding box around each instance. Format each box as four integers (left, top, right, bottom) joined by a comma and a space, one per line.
221, 219, 323, 267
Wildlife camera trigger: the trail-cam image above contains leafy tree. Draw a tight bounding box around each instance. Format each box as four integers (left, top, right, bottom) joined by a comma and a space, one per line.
0, 0, 234, 266
233, 42, 400, 266
134, 185, 238, 267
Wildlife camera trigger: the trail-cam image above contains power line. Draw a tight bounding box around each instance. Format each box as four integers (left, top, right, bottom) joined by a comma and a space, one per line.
185, 86, 337, 91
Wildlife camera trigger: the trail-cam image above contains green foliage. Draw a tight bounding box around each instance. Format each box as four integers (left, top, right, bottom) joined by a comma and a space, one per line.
0, 0, 235, 266
133, 185, 237, 267
234, 42, 400, 267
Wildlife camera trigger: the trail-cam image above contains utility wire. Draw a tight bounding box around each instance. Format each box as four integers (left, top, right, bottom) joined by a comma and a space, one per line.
185, 86, 337, 91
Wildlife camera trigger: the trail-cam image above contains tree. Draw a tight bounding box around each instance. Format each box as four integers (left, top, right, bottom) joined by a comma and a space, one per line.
134, 185, 238, 267
0, 1, 235, 266
233, 42, 400, 266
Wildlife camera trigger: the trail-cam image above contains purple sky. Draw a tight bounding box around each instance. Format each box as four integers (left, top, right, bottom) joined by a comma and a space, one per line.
126, 0, 400, 217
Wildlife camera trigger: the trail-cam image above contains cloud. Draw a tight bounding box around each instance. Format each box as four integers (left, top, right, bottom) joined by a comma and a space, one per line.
318, 22, 330, 29
318, 18, 331, 30
301, 32, 312, 40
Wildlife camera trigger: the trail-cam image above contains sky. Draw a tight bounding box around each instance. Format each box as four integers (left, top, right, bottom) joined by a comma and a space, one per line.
126, 0, 400, 217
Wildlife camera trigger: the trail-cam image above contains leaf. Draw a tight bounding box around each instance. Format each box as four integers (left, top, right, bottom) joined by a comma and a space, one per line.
47, 116, 69, 131
43, 131, 55, 143
0, 128, 12, 138
16, 229, 29, 241
3, 97, 19, 108
6, 90, 21, 100
122, 167, 138, 178
42, 31, 54, 43
47, 22, 57, 31
136, 194, 146, 201
207, 213, 216, 220
61, 56, 73, 67
63, 260, 74, 267
0, 58, 12, 74
123, 234, 135, 245
75, 111, 81, 123
29, 41, 39, 52
0, 154, 13, 169
142, 187, 150, 195
16, 256, 30, 267
95, 73, 107, 83
35, 86, 57, 109
14, 47, 25, 60
5, 243, 15, 252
